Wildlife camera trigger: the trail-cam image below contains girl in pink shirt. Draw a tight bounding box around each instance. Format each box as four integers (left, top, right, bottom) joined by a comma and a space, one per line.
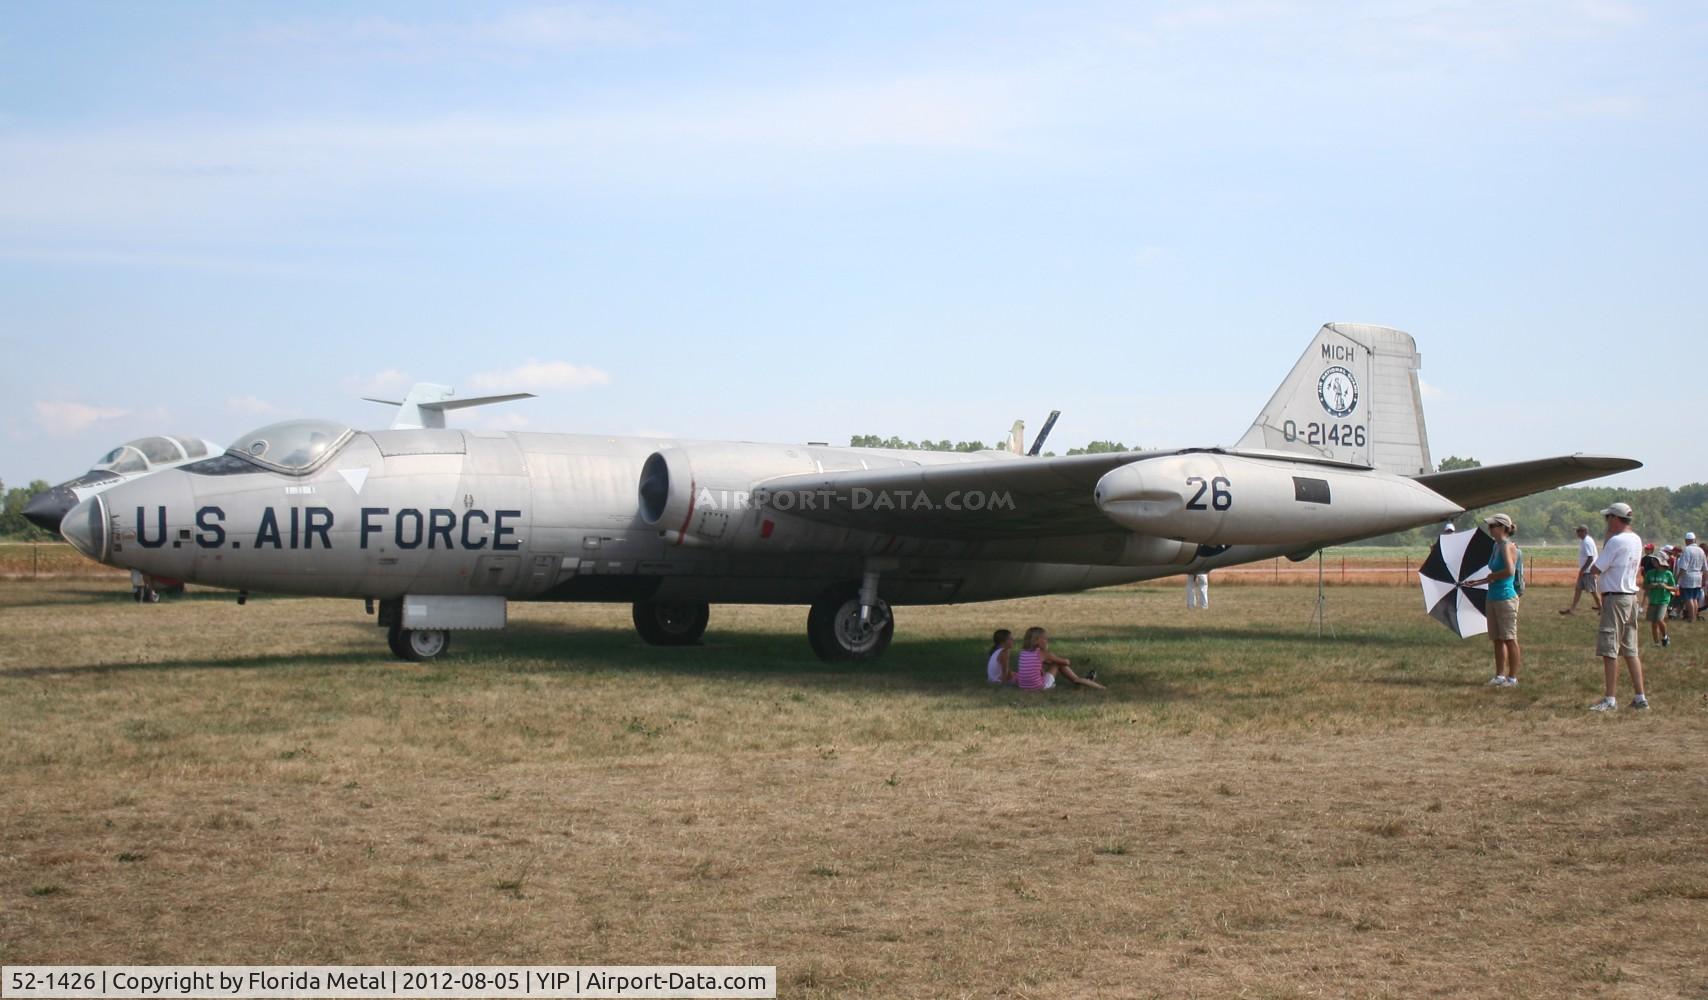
1016, 627, 1106, 691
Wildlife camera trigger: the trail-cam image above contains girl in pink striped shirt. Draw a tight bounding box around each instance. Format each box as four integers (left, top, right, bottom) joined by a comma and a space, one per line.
1015, 627, 1105, 691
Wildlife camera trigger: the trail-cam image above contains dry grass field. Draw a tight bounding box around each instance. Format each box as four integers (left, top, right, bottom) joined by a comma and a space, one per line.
2, 578, 1705, 998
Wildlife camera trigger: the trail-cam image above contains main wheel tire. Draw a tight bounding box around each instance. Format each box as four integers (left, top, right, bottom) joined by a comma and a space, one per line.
388, 624, 450, 662
632, 601, 710, 646
806, 586, 894, 662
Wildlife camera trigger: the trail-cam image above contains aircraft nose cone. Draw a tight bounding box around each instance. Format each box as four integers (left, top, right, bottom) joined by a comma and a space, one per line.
61, 496, 109, 563
22, 487, 78, 533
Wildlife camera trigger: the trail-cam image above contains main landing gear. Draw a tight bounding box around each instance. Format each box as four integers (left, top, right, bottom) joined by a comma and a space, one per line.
388, 623, 450, 662
807, 578, 893, 663
632, 601, 710, 646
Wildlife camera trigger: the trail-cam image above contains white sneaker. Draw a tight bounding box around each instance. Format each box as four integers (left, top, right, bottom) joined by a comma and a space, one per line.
1632, 695, 1650, 710
1486, 676, 1506, 686
1502, 677, 1518, 687
1590, 697, 1617, 712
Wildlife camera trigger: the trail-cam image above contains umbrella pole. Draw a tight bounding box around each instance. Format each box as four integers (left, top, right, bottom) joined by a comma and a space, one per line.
1312, 549, 1336, 639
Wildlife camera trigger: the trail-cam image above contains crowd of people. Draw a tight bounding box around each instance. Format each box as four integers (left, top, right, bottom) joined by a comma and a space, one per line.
1473, 500, 1703, 711
977, 500, 1697, 711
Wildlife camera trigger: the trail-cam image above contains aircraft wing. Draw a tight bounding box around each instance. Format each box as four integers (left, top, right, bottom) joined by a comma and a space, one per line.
1411, 454, 1642, 510
759, 451, 1162, 540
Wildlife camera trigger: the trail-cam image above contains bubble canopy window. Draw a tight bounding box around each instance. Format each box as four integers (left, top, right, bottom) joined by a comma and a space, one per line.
228, 419, 354, 474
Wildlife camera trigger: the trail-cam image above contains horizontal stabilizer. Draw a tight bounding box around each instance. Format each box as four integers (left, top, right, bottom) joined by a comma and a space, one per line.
1413, 455, 1641, 510
371, 382, 536, 429
421, 392, 535, 412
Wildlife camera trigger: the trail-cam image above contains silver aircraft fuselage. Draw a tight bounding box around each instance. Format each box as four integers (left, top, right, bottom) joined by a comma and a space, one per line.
66, 427, 1351, 607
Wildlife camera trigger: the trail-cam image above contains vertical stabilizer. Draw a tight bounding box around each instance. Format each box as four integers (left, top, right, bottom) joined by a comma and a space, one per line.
1006, 420, 1025, 455
1234, 323, 1432, 475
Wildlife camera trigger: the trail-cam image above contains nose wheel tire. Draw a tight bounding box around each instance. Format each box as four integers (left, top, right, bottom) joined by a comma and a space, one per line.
633, 601, 710, 646
807, 586, 894, 662
388, 624, 450, 662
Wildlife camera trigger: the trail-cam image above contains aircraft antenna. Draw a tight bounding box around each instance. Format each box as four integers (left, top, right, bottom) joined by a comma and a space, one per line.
1026, 410, 1061, 457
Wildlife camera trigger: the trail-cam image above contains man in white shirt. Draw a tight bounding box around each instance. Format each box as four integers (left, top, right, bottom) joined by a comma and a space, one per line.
1560, 525, 1601, 615
1674, 531, 1705, 622
1588, 502, 1647, 711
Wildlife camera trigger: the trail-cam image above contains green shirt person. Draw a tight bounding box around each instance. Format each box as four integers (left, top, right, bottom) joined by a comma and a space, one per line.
1643, 556, 1678, 649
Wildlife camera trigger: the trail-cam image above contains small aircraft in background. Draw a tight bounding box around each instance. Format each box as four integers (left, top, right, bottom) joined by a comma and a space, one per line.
23, 384, 534, 534
58, 324, 1638, 662
22, 435, 223, 533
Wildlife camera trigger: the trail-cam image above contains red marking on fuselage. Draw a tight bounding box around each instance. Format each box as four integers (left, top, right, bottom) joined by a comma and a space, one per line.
760, 519, 774, 539
675, 479, 697, 546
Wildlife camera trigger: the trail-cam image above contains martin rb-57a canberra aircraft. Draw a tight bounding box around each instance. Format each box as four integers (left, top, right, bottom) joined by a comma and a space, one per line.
60, 324, 1637, 662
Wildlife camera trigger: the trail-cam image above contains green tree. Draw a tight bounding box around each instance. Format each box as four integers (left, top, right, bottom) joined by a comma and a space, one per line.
1437, 455, 1482, 471
1066, 440, 1131, 455
0, 479, 54, 540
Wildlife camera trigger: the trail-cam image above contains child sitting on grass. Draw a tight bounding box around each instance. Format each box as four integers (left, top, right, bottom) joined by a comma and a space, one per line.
1014, 627, 1106, 691
986, 629, 1015, 685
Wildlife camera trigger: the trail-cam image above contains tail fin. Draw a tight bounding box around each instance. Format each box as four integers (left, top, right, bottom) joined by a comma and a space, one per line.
1234, 323, 1432, 475
365, 383, 536, 430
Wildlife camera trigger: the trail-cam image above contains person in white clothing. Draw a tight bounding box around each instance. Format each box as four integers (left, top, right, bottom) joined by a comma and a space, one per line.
1588, 502, 1648, 712
1560, 525, 1600, 615
1674, 531, 1705, 622
1186, 573, 1210, 609
986, 629, 1014, 685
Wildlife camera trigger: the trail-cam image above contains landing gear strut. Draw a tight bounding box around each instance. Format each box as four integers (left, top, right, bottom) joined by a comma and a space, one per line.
387, 623, 450, 662
632, 601, 710, 646
807, 582, 894, 662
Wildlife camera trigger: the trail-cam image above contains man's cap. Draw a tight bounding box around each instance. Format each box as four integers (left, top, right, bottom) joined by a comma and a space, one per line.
1688, 531, 1698, 541
1484, 513, 1515, 532
1576, 524, 1589, 533
1602, 502, 1634, 520
1442, 523, 1457, 533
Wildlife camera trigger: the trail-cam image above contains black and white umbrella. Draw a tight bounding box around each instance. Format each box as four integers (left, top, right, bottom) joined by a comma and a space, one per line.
1418, 529, 1496, 637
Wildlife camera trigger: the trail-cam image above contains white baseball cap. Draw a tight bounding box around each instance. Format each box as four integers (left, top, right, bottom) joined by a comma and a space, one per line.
1601, 502, 1634, 520
1688, 531, 1698, 541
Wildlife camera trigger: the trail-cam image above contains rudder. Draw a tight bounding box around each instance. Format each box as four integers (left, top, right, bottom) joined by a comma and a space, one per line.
1233, 323, 1432, 475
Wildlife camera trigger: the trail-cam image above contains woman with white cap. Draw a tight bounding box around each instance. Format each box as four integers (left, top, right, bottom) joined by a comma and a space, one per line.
1477, 513, 1522, 687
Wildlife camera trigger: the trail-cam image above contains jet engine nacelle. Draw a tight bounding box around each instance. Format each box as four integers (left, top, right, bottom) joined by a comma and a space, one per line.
1094, 452, 1461, 546
637, 444, 822, 548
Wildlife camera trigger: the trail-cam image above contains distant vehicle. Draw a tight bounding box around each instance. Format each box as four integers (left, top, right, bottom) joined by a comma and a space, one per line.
59, 324, 1638, 662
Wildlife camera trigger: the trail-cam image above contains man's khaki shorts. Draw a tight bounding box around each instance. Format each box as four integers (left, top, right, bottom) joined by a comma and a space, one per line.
1598, 593, 1641, 658
1487, 597, 1519, 640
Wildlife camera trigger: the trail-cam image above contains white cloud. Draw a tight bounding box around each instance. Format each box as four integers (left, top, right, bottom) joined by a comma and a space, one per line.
226, 395, 277, 415
33, 401, 129, 436
0, 73, 1034, 236
470, 360, 611, 391
340, 369, 415, 397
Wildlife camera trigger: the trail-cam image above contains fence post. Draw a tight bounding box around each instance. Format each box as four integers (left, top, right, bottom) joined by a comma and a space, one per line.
1403, 556, 1409, 586
33, 544, 40, 579
1341, 556, 1346, 583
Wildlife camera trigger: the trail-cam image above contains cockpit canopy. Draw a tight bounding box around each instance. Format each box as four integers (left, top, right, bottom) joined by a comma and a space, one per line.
227, 419, 353, 474
91, 435, 213, 475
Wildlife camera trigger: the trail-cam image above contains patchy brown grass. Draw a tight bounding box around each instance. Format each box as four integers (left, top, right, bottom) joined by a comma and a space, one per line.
1, 579, 1705, 998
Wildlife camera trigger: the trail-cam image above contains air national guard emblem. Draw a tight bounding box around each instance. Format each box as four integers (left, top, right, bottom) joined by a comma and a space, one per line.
1318, 366, 1358, 418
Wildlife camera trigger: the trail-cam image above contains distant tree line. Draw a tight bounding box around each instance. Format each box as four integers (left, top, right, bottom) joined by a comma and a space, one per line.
848, 435, 1136, 456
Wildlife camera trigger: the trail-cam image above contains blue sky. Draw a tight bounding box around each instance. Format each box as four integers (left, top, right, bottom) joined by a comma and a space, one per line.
2, 1, 1703, 490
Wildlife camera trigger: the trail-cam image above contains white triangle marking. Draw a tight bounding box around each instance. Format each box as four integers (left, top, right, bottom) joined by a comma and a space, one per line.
338, 468, 369, 494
